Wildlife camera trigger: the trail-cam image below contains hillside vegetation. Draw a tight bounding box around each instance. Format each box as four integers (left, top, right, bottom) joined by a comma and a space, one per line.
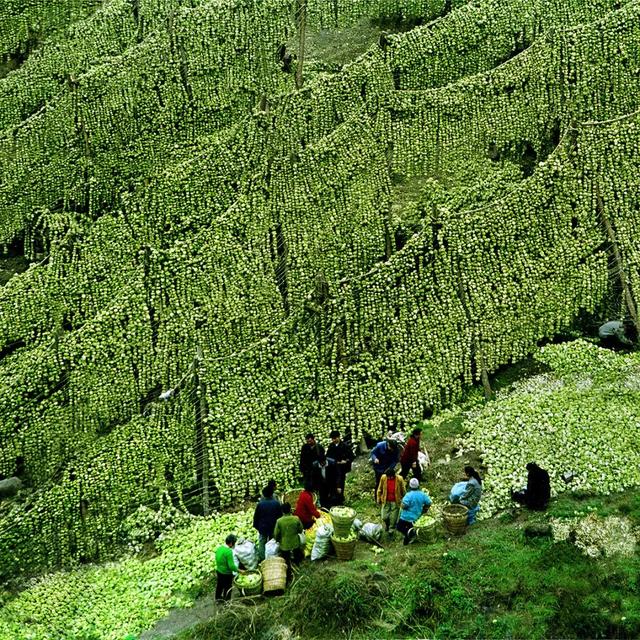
0, 0, 638, 587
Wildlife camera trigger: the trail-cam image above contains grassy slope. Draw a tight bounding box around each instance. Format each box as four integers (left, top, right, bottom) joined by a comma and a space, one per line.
175, 361, 640, 640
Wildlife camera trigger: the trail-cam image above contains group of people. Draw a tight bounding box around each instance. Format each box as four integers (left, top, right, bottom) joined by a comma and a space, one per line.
369, 427, 425, 490
215, 428, 552, 600
299, 431, 354, 508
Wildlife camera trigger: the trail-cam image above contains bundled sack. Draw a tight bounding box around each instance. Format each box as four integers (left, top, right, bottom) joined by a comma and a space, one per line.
418, 450, 430, 469
265, 539, 280, 559
311, 523, 334, 561
233, 539, 259, 570
449, 481, 467, 503
360, 523, 383, 542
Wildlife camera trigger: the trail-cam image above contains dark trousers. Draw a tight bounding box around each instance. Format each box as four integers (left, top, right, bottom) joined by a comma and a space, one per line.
215, 571, 233, 601
511, 489, 547, 511
400, 462, 422, 481
374, 470, 384, 494
396, 518, 414, 545
281, 547, 303, 581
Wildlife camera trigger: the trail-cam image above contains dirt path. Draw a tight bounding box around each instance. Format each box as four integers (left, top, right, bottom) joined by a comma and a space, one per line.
139, 595, 218, 639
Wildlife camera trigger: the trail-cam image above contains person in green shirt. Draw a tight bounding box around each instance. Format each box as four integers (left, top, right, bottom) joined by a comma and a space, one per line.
215, 534, 238, 601
273, 502, 303, 580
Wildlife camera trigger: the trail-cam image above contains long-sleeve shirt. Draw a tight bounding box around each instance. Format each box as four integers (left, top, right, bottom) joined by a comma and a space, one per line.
377, 474, 406, 505
294, 490, 321, 528
299, 443, 325, 476
400, 436, 420, 465
459, 477, 482, 509
253, 496, 283, 538
369, 441, 399, 474
399, 489, 432, 523
215, 545, 238, 575
274, 515, 303, 551
527, 466, 550, 509
326, 441, 354, 471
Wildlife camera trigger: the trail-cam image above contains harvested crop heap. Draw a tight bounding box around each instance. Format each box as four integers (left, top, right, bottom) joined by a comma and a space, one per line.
0, 0, 639, 576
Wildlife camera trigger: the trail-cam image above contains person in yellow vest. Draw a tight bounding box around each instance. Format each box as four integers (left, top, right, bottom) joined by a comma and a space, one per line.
376, 467, 406, 540
215, 534, 238, 601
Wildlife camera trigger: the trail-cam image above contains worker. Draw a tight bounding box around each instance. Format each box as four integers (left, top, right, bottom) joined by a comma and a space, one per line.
326, 430, 354, 505
294, 481, 322, 529
598, 320, 634, 350
299, 433, 325, 485
451, 466, 482, 524
376, 466, 406, 540
312, 453, 337, 508
253, 483, 283, 562
396, 478, 432, 545
273, 502, 303, 580
400, 427, 423, 481
511, 462, 551, 510
215, 534, 239, 601
369, 439, 400, 492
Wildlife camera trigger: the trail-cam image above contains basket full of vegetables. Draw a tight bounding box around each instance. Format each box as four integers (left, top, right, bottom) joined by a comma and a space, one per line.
329, 506, 356, 538
234, 570, 263, 596
414, 514, 439, 543
331, 532, 357, 561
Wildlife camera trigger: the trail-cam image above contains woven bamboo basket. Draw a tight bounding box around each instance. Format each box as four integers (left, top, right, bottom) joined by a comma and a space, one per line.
329, 507, 356, 538
281, 488, 304, 507
442, 504, 468, 535
259, 558, 287, 592
331, 536, 357, 561
233, 571, 263, 597
415, 517, 439, 543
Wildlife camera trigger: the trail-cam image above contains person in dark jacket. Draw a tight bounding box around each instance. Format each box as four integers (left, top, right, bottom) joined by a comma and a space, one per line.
299, 433, 325, 485
369, 439, 399, 492
512, 462, 551, 510
326, 430, 354, 505
400, 427, 423, 481
312, 453, 337, 509
253, 483, 283, 562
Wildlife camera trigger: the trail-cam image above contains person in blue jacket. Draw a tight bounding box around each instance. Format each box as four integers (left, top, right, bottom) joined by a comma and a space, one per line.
253, 482, 283, 561
369, 439, 400, 492
397, 478, 432, 545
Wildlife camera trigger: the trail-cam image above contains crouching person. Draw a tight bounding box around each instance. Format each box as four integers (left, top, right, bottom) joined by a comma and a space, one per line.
274, 502, 303, 581
397, 478, 432, 545
215, 534, 238, 601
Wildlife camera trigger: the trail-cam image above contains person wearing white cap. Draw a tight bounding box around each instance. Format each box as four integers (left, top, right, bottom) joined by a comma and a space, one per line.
396, 477, 432, 545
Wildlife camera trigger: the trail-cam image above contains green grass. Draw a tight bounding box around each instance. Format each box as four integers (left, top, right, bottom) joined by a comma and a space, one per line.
177, 480, 640, 640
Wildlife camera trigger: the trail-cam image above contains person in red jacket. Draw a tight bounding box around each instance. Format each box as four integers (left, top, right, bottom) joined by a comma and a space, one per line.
400, 427, 423, 481
294, 482, 321, 529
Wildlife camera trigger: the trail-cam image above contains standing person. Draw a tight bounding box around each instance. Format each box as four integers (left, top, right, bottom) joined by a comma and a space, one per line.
369, 439, 400, 492
299, 433, 325, 485
396, 478, 432, 545
273, 502, 303, 581
400, 427, 423, 481
457, 466, 482, 524
294, 482, 322, 529
215, 534, 238, 601
511, 462, 551, 510
326, 430, 354, 505
253, 483, 283, 562
312, 453, 337, 509
376, 466, 406, 540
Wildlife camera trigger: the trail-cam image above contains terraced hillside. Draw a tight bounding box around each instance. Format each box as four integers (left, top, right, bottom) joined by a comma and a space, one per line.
0, 0, 639, 578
